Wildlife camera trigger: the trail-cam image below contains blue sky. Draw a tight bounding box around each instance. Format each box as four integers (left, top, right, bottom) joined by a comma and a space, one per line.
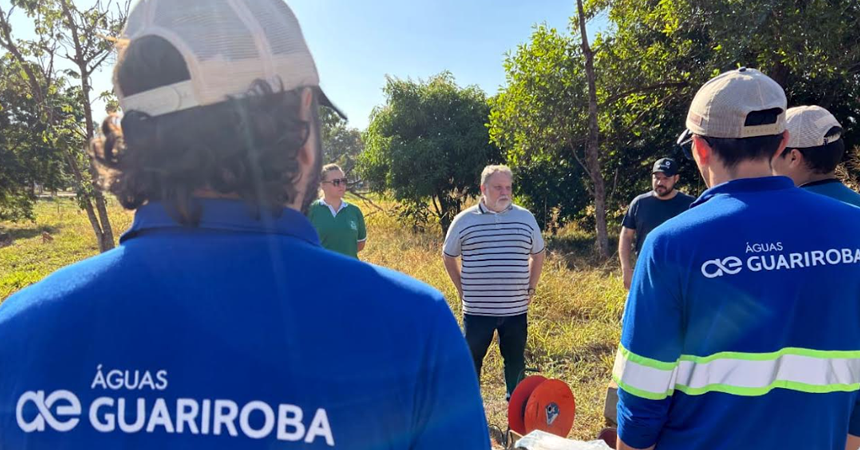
7, 0, 607, 130
290, 0, 606, 129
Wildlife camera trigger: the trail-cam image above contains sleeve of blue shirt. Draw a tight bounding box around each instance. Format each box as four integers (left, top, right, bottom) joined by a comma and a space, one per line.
622, 197, 639, 229
616, 232, 684, 449
411, 297, 490, 449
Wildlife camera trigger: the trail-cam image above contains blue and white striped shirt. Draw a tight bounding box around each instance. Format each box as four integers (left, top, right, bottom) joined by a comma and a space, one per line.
444, 202, 545, 317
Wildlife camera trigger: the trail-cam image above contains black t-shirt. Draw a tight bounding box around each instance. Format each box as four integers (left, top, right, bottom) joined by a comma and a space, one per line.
622, 191, 695, 252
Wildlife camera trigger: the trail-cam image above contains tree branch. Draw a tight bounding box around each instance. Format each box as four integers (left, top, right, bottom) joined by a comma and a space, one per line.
59, 0, 85, 66
601, 81, 689, 106
568, 142, 594, 188
0, 5, 46, 104
605, 91, 679, 147
346, 191, 386, 214
89, 49, 112, 73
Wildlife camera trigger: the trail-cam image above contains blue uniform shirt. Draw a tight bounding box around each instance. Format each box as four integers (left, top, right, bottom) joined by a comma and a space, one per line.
802, 178, 860, 208
0, 199, 489, 449
614, 177, 860, 450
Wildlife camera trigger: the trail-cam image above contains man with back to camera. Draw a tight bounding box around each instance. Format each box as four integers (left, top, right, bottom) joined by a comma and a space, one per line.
772, 105, 860, 207
614, 67, 860, 450
619, 158, 695, 290
0, 0, 490, 448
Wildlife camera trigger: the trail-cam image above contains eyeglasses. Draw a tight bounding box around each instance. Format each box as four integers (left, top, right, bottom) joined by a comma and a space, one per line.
676, 129, 694, 160
323, 178, 348, 187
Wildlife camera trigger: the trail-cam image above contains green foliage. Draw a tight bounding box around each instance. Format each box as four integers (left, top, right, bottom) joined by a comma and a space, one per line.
493, 0, 860, 228
599, 0, 860, 194
515, 155, 588, 232
319, 107, 364, 176
0, 0, 129, 251
0, 59, 72, 221
489, 25, 594, 231
358, 72, 502, 232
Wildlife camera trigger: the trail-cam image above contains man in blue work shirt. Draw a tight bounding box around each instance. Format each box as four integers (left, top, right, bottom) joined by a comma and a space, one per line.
615, 67, 860, 450
772, 105, 860, 207
0, 0, 489, 448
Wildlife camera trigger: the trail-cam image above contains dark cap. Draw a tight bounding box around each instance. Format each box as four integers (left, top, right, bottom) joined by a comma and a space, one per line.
652, 158, 678, 176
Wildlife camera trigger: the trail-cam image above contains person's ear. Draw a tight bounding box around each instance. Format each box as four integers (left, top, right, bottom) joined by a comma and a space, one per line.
787, 149, 804, 169
692, 135, 711, 166
296, 88, 316, 170
773, 129, 790, 161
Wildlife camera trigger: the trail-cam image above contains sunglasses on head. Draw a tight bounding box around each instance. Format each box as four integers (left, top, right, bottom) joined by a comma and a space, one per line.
323, 178, 348, 187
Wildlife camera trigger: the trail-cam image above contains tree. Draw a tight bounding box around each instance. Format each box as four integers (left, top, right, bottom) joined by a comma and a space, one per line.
492, 0, 860, 249
489, 25, 605, 238
359, 72, 502, 233
319, 107, 364, 176
576, 0, 609, 258
0, 0, 129, 251
0, 58, 69, 222
596, 0, 860, 194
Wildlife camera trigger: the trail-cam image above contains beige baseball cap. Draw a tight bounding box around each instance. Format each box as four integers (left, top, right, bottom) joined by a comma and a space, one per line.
117, 0, 344, 119
685, 67, 786, 139
785, 106, 842, 149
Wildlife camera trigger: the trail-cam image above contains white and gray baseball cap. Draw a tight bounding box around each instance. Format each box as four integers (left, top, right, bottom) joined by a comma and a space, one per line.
785, 106, 842, 149
685, 67, 786, 139
117, 0, 344, 119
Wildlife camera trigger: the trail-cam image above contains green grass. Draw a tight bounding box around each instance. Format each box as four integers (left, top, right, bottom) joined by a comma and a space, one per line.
0, 198, 135, 300
0, 196, 626, 442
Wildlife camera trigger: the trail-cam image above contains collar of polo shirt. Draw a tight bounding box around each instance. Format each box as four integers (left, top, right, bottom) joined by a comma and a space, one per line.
478, 200, 513, 215
319, 198, 349, 217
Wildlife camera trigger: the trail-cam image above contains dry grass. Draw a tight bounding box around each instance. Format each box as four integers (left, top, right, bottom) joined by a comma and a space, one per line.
0, 195, 626, 441
359, 196, 626, 441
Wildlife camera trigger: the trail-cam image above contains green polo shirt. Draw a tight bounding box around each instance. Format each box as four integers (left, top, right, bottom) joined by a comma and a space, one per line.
307, 199, 367, 258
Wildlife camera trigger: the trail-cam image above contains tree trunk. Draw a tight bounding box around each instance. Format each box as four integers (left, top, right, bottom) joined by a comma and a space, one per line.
62, 147, 108, 250
3, 0, 119, 252
72, 38, 115, 251
576, 0, 610, 259
436, 194, 453, 234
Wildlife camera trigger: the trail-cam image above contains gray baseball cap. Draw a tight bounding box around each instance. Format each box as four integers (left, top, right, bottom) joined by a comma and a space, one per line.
685, 67, 786, 139
117, 0, 345, 119
785, 106, 842, 149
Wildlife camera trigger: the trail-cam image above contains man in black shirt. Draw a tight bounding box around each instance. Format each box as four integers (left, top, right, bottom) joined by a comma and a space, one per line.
618, 158, 694, 289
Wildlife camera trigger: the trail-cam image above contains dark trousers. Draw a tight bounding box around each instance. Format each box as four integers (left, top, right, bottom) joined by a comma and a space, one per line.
463, 313, 527, 396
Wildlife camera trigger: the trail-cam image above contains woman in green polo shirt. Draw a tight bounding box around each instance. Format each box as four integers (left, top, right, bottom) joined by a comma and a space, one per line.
307, 164, 367, 258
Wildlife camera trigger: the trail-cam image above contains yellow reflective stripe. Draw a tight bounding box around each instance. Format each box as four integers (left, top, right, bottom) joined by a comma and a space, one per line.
675, 353, 860, 395
616, 345, 679, 370
680, 347, 860, 363
612, 347, 677, 400
615, 345, 860, 400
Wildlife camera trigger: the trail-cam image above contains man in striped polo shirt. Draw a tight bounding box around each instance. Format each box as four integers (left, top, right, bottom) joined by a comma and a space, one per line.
443, 165, 546, 399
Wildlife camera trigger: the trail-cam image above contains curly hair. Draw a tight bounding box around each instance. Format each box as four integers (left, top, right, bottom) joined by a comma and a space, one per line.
90, 35, 321, 224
